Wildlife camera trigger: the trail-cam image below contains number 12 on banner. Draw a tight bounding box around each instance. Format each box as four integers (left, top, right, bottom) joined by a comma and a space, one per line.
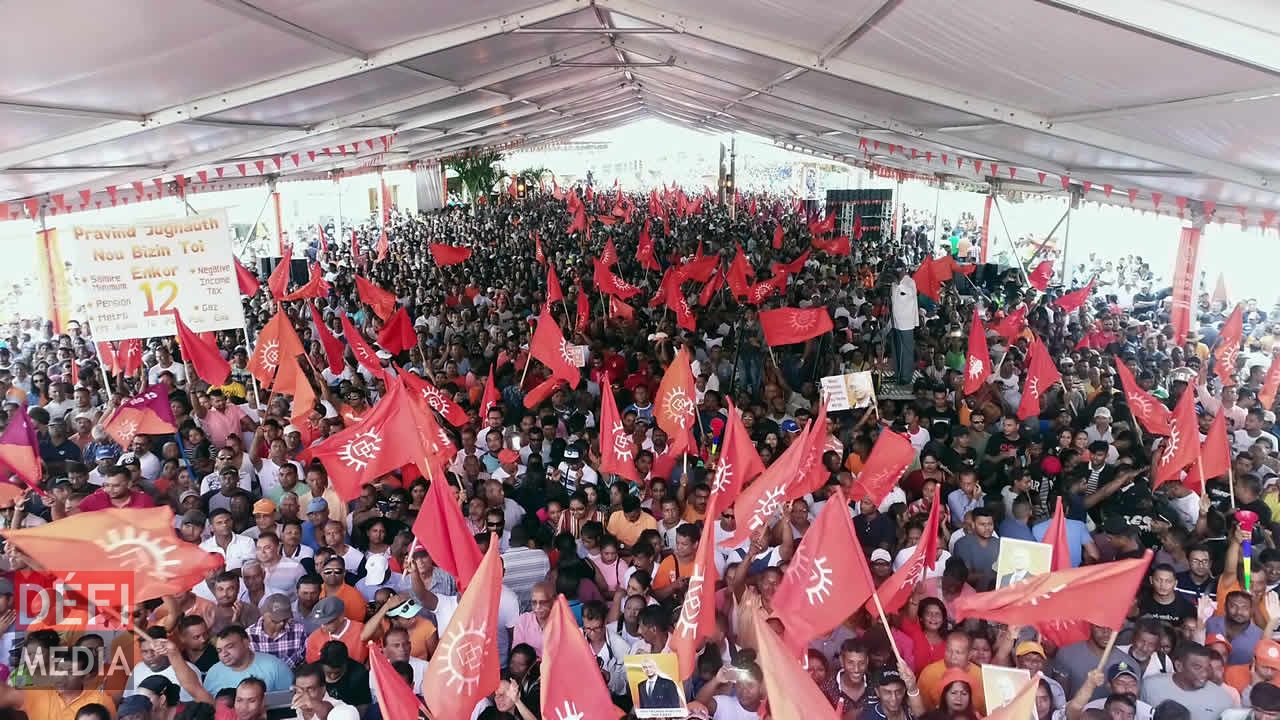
140, 281, 178, 317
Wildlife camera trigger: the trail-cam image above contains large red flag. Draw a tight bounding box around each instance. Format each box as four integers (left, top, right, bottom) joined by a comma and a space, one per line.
546, 266, 564, 304
772, 489, 876, 648
430, 244, 472, 266
809, 213, 836, 237
282, 355, 317, 425
355, 275, 397, 321
912, 255, 945, 301
529, 307, 580, 388
592, 258, 643, 300
368, 643, 422, 720
376, 307, 417, 356
267, 250, 291, 301
637, 220, 660, 271
953, 551, 1153, 629
745, 273, 788, 305
1053, 277, 1096, 314
727, 246, 754, 298
676, 254, 718, 284
964, 308, 991, 395
600, 238, 619, 267
598, 388, 640, 481
851, 430, 916, 506
1114, 360, 1172, 435
119, 339, 144, 379
413, 473, 484, 588
1214, 304, 1243, 387
1153, 387, 1199, 487
671, 512, 719, 679
1261, 354, 1280, 410
300, 380, 420, 500
608, 296, 635, 323
1016, 338, 1062, 420
399, 368, 468, 428
96, 341, 119, 376
667, 290, 697, 332
522, 376, 561, 410
0, 407, 41, 491
759, 307, 834, 347
706, 400, 765, 520
770, 250, 810, 277
2, 508, 222, 602
282, 263, 330, 301
723, 424, 812, 548
1183, 409, 1229, 494
772, 223, 784, 250
249, 310, 306, 390
1043, 497, 1072, 572
309, 303, 346, 375
541, 595, 622, 720
811, 235, 851, 256
576, 287, 590, 335
235, 261, 260, 297
789, 401, 831, 501
340, 315, 389, 381
173, 311, 230, 385
1028, 260, 1054, 291
479, 366, 500, 419
422, 536, 502, 715
873, 486, 941, 613
103, 384, 177, 447
655, 349, 697, 454
751, 612, 840, 720
991, 306, 1028, 341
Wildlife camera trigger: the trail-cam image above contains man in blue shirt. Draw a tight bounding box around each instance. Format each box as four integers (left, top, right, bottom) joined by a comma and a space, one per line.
1032, 507, 1099, 567
203, 625, 293, 694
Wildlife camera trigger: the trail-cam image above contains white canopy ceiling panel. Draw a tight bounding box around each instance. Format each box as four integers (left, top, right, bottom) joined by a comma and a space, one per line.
399, 30, 590, 85
1100, 176, 1280, 213
26, 124, 266, 171
0, 111, 107, 156
619, 33, 796, 87
759, 70, 981, 128
202, 68, 437, 126
3, 0, 340, 115
484, 65, 606, 99
1, 170, 130, 202
845, 0, 1278, 117
1083, 97, 1280, 174
244, 0, 551, 51
616, 0, 888, 53
942, 125, 1181, 174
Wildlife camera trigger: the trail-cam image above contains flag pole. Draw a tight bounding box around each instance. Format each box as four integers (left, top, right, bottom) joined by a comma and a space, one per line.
871, 591, 905, 668
242, 326, 262, 407
1094, 627, 1120, 674
1226, 456, 1236, 509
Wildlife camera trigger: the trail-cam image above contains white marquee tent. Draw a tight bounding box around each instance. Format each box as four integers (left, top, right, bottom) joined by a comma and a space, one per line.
3, 0, 1279, 225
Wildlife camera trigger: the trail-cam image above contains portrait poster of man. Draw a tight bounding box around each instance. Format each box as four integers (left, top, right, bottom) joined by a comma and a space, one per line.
994, 538, 1052, 588
625, 653, 687, 718
981, 664, 1031, 712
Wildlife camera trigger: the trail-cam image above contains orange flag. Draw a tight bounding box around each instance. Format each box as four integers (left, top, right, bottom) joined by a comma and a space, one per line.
522, 376, 561, 410
340, 315, 388, 381
964, 307, 991, 395
671, 509, 719, 679
309, 302, 346, 375
547, 266, 564, 304
599, 387, 640, 481
1261, 353, 1280, 411
282, 356, 316, 425
172, 311, 230, 385
1153, 387, 1199, 487
1042, 497, 1072, 572
1, 508, 223, 602
235, 260, 260, 297
953, 551, 1153, 629
282, 263, 329, 301
299, 379, 421, 501
540, 595, 622, 720
850, 430, 915, 506
267, 251, 291, 301
0, 407, 42, 492
655, 349, 697, 454
248, 310, 305, 390
103, 384, 178, 448
1183, 409, 1229, 494
355, 275, 397, 321
1214, 304, 1243, 387
375, 307, 417, 356
723, 423, 811, 548
528, 307, 580, 388
705, 399, 765, 520
413, 468, 484, 588
986, 673, 1039, 720
872, 485, 941, 613
1016, 337, 1062, 420
399, 367, 468, 428
751, 612, 839, 720
772, 489, 875, 650
1115, 359, 1173, 435
422, 537, 502, 717
368, 642, 422, 720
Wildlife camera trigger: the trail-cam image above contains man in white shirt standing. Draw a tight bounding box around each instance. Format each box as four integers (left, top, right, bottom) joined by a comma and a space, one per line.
891, 267, 919, 386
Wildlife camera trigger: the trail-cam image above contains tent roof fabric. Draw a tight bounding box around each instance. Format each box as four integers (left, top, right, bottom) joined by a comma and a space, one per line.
4, 0, 1279, 222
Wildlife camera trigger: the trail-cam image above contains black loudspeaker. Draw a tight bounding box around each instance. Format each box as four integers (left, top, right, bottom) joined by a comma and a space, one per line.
258, 257, 309, 286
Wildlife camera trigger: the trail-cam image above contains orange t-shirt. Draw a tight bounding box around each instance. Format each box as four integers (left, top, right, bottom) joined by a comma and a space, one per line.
653, 554, 695, 590
305, 619, 368, 664
323, 583, 369, 623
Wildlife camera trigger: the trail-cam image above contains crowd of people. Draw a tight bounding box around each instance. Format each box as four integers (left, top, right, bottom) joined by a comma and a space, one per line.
0, 180, 1277, 720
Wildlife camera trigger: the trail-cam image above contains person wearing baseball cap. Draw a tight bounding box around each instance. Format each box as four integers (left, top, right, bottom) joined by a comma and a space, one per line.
247, 593, 306, 669
1225, 639, 1280, 697
491, 447, 525, 485
871, 666, 927, 718
1082, 662, 1154, 720
245, 498, 278, 540
870, 549, 895, 581
303, 595, 367, 664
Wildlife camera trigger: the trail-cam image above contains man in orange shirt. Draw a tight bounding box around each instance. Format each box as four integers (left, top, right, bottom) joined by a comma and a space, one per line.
304, 596, 367, 664
652, 524, 700, 602
917, 630, 986, 713
22, 654, 116, 720
607, 495, 658, 547
318, 556, 366, 623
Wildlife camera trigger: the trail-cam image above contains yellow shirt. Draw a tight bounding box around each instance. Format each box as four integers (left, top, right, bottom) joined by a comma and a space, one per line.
606, 510, 657, 547
23, 689, 116, 720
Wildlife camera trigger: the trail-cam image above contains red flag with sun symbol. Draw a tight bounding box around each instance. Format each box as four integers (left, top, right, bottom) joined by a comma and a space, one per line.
422, 534, 501, 717
102, 384, 177, 448
1, 507, 223, 602
705, 400, 765, 520
655, 348, 697, 454
598, 387, 640, 481
670, 507, 719, 679
759, 306, 833, 347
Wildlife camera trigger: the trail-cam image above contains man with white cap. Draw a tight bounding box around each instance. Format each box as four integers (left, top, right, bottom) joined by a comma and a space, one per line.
354, 554, 406, 601
1086, 406, 1115, 445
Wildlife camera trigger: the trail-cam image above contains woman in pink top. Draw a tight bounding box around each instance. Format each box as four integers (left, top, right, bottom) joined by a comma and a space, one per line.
511, 582, 555, 656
